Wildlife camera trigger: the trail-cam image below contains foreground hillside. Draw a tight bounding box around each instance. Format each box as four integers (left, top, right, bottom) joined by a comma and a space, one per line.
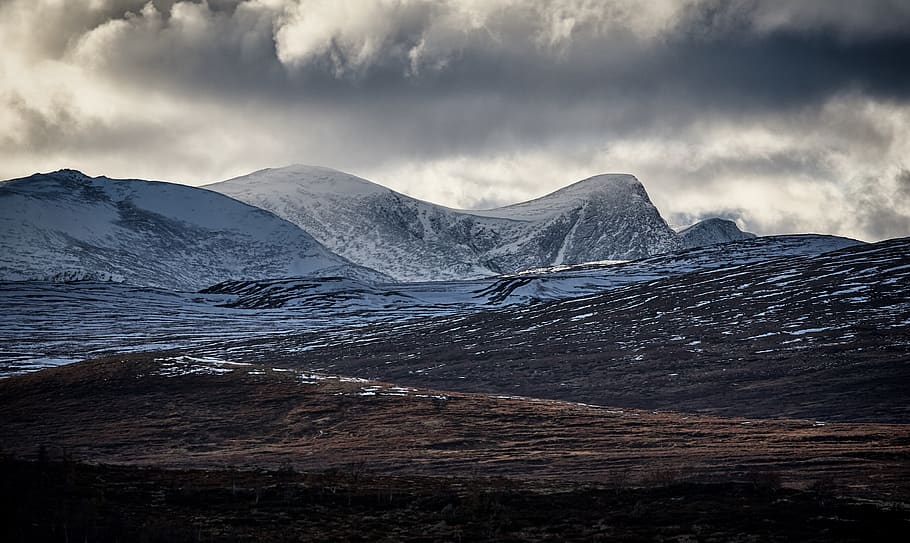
1, 235, 907, 540
5, 458, 906, 543
5, 355, 908, 487
1, 354, 907, 541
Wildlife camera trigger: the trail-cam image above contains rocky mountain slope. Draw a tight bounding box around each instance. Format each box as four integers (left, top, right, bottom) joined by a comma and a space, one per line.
207, 165, 686, 281
0, 233, 861, 377
256, 236, 910, 422
0, 170, 385, 290
201, 234, 861, 310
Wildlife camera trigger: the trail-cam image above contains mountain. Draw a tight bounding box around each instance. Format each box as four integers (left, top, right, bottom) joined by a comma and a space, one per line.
678, 217, 756, 248
206, 165, 682, 281
0, 169, 385, 290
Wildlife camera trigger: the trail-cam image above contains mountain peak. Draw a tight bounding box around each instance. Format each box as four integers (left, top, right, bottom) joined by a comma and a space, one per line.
9, 169, 92, 184
261, 164, 344, 177
475, 173, 652, 221
50, 168, 90, 178
679, 218, 756, 248
546, 172, 648, 202
214, 164, 391, 197
208, 166, 682, 279
207, 166, 765, 280
520, 173, 644, 200
0, 169, 93, 190
565, 173, 642, 190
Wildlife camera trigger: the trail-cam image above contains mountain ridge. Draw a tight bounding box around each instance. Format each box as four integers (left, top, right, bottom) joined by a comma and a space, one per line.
1, 165, 767, 287
207, 165, 693, 281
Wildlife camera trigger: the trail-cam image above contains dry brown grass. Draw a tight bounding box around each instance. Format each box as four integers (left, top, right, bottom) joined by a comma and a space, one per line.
2, 355, 908, 498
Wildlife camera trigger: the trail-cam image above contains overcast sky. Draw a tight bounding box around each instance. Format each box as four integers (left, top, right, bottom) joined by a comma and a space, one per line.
2, 0, 909, 240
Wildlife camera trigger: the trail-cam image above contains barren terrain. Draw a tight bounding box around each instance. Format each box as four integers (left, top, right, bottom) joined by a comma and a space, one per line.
2, 354, 908, 541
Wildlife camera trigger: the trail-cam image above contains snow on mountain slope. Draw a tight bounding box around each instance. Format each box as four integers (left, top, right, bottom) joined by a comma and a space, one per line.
472, 173, 660, 220
475, 174, 681, 270
481, 234, 862, 303
273, 236, 910, 422
206, 233, 863, 310
678, 218, 756, 248
0, 170, 385, 290
206, 166, 681, 281
0, 232, 866, 377
207, 166, 498, 281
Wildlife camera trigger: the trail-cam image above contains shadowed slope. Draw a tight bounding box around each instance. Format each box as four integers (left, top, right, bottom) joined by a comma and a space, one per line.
1, 354, 907, 495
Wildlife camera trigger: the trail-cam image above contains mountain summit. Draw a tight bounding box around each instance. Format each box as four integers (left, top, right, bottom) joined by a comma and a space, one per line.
475, 173, 650, 220
678, 217, 756, 248
207, 166, 682, 281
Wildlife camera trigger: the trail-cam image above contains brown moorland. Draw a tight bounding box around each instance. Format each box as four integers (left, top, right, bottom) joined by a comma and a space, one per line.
2, 355, 907, 493
2, 354, 909, 541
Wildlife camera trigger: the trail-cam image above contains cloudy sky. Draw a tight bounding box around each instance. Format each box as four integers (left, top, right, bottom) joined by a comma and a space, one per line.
2, 0, 909, 240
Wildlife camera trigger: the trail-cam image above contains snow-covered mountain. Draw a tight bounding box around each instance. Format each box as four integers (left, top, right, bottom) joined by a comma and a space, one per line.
0, 170, 385, 290
678, 218, 756, 248
206, 165, 683, 281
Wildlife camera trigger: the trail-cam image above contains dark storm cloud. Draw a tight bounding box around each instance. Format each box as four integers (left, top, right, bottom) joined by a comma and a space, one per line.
34, 0, 907, 167
68, 2, 910, 108
21, 2, 900, 98
308, 26, 910, 167
852, 170, 910, 240
679, 0, 910, 40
